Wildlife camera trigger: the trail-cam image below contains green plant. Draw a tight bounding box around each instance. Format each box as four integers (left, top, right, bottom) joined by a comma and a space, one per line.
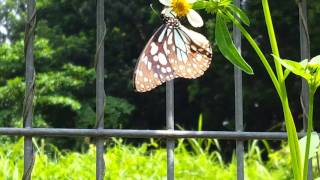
275, 55, 320, 180
176, 114, 221, 157
187, 0, 320, 179
0, 138, 301, 179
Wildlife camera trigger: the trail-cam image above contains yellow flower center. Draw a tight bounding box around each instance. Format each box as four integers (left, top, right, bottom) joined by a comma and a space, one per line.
171, 0, 191, 17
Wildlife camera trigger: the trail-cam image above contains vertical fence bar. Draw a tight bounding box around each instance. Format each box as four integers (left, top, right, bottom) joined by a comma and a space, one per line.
233, 0, 244, 180
96, 0, 105, 179
23, 0, 36, 179
166, 81, 175, 180
298, 0, 312, 179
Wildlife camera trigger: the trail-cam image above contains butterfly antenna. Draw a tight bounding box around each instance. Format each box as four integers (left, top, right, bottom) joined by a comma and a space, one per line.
169, 11, 176, 17
150, 4, 161, 19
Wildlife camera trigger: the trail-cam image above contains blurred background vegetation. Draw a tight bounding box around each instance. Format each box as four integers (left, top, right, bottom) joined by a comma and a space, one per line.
0, 0, 320, 155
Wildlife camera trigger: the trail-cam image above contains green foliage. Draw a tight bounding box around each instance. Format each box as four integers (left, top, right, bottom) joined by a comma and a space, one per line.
227, 4, 250, 26
215, 12, 253, 74
0, 0, 320, 159
193, 0, 254, 74
105, 96, 135, 129
275, 55, 320, 91
0, 139, 309, 180
176, 114, 221, 156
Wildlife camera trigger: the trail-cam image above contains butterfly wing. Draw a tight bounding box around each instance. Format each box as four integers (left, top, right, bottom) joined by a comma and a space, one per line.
166, 25, 212, 79
133, 25, 176, 92
134, 21, 212, 92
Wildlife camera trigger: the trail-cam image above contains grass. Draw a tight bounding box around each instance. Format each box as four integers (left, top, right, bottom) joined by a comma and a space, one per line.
0, 137, 314, 180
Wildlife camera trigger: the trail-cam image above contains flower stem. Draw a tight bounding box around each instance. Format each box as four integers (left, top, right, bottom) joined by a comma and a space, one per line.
303, 88, 315, 180
261, 0, 284, 82
261, 1, 302, 179
282, 96, 302, 180
262, 0, 306, 179
225, 11, 281, 95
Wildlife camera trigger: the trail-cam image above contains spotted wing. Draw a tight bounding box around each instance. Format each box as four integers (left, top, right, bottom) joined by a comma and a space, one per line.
165, 25, 212, 79
133, 25, 176, 92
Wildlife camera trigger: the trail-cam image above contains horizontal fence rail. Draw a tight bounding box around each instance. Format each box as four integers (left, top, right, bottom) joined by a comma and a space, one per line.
0, 128, 315, 140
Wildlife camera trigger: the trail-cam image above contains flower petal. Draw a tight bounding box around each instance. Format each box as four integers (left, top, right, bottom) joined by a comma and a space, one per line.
159, 0, 172, 6
187, 9, 203, 27
187, 0, 197, 3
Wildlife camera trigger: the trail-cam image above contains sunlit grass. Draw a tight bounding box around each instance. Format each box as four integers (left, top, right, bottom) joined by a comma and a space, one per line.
0, 138, 302, 180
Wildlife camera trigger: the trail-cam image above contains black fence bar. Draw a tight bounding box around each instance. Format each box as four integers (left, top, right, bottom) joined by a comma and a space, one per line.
233, 0, 244, 179
299, 0, 310, 130
95, 0, 105, 179
23, 0, 36, 179
0, 128, 315, 139
166, 81, 175, 180
298, 0, 312, 179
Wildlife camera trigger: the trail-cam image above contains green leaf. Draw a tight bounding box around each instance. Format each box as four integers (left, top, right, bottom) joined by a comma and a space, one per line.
308, 55, 320, 88
284, 69, 291, 80
192, 0, 207, 10
218, 0, 233, 6
198, 113, 203, 131
215, 12, 253, 74
37, 95, 81, 111
299, 132, 320, 160
273, 56, 311, 81
227, 4, 250, 26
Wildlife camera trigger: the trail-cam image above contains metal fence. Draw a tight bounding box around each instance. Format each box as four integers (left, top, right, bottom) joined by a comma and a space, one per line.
0, 0, 312, 179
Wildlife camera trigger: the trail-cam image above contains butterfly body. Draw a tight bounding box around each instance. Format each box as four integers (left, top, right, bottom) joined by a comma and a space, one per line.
133, 16, 212, 92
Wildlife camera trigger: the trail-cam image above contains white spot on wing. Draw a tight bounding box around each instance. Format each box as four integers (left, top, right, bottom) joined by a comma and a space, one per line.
143, 56, 148, 64
150, 43, 158, 55
158, 53, 167, 65
161, 67, 167, 73
158, 28, 166, 42
196, 55, 202, 61
147, 61, 152, 70
166, 29, 171, 36
153, 55, 159, 61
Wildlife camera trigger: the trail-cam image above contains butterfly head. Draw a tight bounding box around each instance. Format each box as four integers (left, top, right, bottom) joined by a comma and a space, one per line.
162, 16, 180, 28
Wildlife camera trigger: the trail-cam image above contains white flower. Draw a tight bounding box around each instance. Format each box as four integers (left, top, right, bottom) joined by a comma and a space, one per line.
160, 0, 204, 28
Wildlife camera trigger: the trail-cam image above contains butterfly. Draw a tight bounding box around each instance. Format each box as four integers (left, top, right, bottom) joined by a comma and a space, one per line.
133, 15, 212, 92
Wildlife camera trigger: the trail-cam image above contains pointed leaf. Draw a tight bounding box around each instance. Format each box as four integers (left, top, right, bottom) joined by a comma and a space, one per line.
215, 12, 253, 74
273, 56, 311, 80
192, 0, 207, 10
198, 113, 203, 131
227, 4, 250, 26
